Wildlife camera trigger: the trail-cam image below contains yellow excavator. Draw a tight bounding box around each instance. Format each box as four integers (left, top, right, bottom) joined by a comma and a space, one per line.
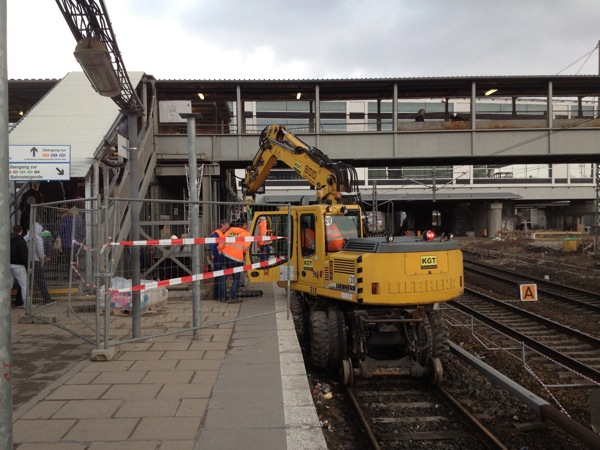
243, 125, 463, 385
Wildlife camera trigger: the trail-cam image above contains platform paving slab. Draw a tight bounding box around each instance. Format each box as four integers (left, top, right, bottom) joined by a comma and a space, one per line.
114, 399, 181, 418
52, 399, 122, 419
100, 383, 163, 400
130, 416, 203, 440
16, 444, 86, 450
63, 418, 140, 441
140, 370, 195, 384
20, 400, 66, 420
13, 419, 76, 442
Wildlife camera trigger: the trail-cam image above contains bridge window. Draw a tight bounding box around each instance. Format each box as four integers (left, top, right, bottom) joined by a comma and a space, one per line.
368, 167, 400, 179
570, 104, 595, 118
474, 164, 551, 179
368, 166, 453, 181
568, 164, 593, 179
403, 167, 453, 180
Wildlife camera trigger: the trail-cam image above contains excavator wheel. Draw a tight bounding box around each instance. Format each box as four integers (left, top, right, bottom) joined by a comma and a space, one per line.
428, 357, 444, 385
428, 309, 448, 361
414, 308, 448, 367
414, 319, 431, 367
290, 294, 309, 341
327, 307, 347, 370
341, 358, 354, 387
309, 310, 329, 370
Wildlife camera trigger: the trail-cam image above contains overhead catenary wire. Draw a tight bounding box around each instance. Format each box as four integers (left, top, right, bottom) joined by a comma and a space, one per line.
555, 43, 599, 75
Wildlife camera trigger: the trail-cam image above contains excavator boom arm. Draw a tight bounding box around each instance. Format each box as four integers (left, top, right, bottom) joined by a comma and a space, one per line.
244, 125, 359, 203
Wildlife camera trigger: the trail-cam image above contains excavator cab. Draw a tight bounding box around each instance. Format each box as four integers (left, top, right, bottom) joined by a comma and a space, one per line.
245, 204, 364, 287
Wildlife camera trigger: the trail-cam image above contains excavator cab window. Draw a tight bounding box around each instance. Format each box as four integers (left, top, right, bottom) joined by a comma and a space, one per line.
248, 211, 291, 265
300, 214, 316, 257
325, 214, 360, 252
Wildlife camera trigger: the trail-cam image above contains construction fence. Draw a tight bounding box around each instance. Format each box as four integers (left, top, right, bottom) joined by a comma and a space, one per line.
20, 198, 292, 348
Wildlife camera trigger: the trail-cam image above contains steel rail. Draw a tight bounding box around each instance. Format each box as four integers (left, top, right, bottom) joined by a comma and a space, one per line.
434, 385, 508, 450
344, 385, 380, 450
449, 340, 600, 449
450, 289, 600, 383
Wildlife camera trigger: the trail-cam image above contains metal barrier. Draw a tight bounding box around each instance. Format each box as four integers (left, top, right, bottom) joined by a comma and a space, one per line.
23, 198, 292, 349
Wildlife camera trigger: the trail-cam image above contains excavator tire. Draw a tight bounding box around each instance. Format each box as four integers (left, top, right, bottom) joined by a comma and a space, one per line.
414, 318, 431, 367
290, 293, 309, 341
327, 307, 347, 370
310, 310, 329, 370
428, 309, 448, 361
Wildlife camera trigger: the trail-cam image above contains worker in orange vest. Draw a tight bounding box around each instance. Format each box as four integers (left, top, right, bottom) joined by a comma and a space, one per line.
257, 216, 271, 262
209, 219, 230, 301
301, 222, 316, 256
222, 221, 251, 302
326, 220, 344, 251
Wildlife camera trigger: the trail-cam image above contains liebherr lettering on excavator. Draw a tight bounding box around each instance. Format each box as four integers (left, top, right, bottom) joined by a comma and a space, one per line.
243, 125, 464, 385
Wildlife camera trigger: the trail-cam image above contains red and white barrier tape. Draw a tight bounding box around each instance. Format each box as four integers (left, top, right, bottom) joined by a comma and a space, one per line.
70, 261, 96, 290
110, 235, 281, 247
108, 256, 287, 293
71, 239, 94, 253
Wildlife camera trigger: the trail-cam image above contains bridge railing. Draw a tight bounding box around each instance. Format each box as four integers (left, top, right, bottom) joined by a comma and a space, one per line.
158, 113, 600, 136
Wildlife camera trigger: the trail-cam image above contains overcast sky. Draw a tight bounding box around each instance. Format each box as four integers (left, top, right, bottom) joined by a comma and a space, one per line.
7, 0, 600, 80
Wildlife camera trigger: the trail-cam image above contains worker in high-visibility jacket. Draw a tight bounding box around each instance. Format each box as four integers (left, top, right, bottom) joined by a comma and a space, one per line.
257, 216, 271, 262
209, 219, 230, 301
301, 223, 315, 256
326, 221, 344, 252
222, 221, 251, 302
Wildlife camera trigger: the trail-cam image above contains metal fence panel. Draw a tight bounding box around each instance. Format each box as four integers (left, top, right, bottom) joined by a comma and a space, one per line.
25, 198, 291, 348
24, 200, 98, 343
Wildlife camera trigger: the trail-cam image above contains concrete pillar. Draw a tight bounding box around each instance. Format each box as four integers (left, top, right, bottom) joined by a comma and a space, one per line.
488, 202, 503, 238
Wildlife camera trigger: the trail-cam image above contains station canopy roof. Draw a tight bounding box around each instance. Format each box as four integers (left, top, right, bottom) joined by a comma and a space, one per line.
10, 74, 600, 123
154, 75, 600, 102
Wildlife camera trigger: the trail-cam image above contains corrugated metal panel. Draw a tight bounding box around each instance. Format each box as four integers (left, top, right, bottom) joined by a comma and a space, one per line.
9, 71, 144, 178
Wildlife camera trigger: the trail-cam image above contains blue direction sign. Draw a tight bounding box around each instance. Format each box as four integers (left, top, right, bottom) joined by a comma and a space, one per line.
9, 144, 71, 181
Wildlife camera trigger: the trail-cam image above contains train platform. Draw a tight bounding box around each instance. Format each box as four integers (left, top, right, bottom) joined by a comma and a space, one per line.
9, 283, 328, 449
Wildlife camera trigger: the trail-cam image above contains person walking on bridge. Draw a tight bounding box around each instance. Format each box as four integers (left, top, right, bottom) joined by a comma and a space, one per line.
415, 108, 425, 122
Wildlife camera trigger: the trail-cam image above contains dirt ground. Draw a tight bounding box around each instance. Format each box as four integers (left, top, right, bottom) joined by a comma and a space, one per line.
458, 234, 600, 291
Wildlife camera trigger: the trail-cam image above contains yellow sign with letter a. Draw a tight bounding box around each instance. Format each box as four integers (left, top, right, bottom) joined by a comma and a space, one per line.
519, 283, 538, 301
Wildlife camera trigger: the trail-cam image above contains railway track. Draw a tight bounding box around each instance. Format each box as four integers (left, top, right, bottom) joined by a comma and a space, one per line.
343, 343, 600, 450
346, 377, 506, 449
463, 255, 600, 315
446, 288, 600, 383
439, 256, 600, 448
